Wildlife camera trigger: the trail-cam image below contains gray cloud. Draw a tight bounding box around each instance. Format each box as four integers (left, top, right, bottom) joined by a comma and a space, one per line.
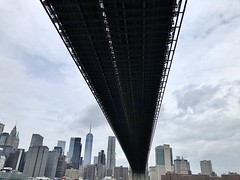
69, 104, 107, 133
173, 84, 220, 112
151, 80, 240, 174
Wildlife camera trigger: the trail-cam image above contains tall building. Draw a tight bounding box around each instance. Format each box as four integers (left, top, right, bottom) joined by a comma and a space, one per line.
57, 140, 66, 155
30, 134, 43, 147
55, 155, 66, 178
0, 154, 6, 169
84, 164, 97, 180
5, 149, 25, 172
155, 144, 173, 171
174, 156, 191, 175
23, 146, 49, 177
80, 156, 83, 166
44, 150, 60, 179
0, 123, 4, 134
0, 145, 13, 158
83, 128, 93, 166
68, 137, 82, 169
5, 126, 19, 150
67, 137, 75, 158
150, 144, 174, 180
97, 150, 106, 179
98, 150, 106, 165
94, 156, 98, 164
0, 132, 9, 145
54, 146, 63, 155
96, 163, 106, 180
98, 164, 106, 179
200, 160, 213, 175
107, 136, 116, 174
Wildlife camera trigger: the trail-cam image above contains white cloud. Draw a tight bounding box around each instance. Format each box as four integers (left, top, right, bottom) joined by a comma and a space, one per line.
151, 81, 240, 174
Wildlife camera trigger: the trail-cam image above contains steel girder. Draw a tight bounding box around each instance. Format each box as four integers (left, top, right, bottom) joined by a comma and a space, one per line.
41, 0, 187, 172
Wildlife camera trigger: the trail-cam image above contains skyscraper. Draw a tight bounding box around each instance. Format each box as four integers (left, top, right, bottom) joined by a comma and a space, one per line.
5, 126, 19, 150
200, 160, 213, 175
67, 137, 75, 158
0, 145, 13, 158
0, 132, 9, 145
0, 155, 6, 169
4, 149, 25, 172
80, 156, 83, 166
150, 144, 174, 180
54, 146, 63, 155
30, 134, 43, 147
84, 164, 97, 180
57, 140, 66, 155
68, 137, 82, 169
97, 150, 106, 179
155, 144, 173, 171
23, 146, 49, 177
45, 150, 60, 179
93, 156, 98, 165
0, 123, 4, 134
83, 128, 93, 166
174, 156, 191, 175
107, 136, 116, 174
98, 150, 106, 165
55, 155, 66, 178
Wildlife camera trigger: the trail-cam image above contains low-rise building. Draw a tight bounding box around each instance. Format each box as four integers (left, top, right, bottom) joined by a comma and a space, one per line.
65, 168, 81, 180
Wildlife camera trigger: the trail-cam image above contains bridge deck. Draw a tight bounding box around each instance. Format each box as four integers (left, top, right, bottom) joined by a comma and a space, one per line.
41, 0, 187, 172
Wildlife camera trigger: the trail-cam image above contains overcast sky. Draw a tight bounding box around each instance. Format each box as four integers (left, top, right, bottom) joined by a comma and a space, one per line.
1, 0, 240, 175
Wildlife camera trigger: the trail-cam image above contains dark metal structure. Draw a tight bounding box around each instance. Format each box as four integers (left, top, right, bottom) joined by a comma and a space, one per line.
41, 0, 187, 173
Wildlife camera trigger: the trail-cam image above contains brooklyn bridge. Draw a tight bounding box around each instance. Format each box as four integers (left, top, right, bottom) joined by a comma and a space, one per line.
40, 0, 187, 179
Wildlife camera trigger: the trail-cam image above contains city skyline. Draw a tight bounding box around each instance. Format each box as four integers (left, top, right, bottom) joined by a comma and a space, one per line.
0, 123, 235, 177
0, 123, 226, 175
1, 0, 240, 175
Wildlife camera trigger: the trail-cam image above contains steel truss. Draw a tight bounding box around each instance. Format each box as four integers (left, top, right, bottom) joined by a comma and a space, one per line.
41, 0, 187, 172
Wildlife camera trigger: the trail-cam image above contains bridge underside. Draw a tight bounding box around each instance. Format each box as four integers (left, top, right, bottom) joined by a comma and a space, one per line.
41, 0, 186, 172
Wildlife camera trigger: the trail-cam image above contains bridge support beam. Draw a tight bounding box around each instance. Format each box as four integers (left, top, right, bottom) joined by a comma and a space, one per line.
131, 172, 148, 180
